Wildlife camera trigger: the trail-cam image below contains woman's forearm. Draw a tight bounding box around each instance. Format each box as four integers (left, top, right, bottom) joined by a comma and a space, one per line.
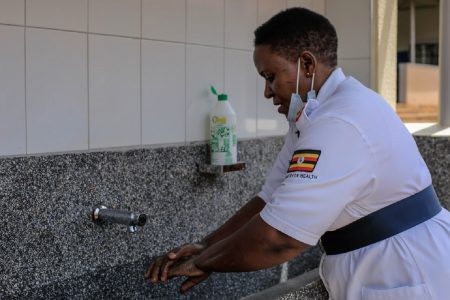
201, 196, 266, 247
196, 214, 308, 273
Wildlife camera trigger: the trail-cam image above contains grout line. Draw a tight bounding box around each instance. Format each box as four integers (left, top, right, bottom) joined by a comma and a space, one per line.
184, 0, 188, 145
0, 22, 255, 51
24, 0, 27, 154
223, 0, 226, 91
339, 57, 372, 61
140, 0, 143, 146
256, 0, 260, 137
137, 37, 184, 45
0, 23, 25, 27
140, 0, 143, 38
87, 0, 90, 149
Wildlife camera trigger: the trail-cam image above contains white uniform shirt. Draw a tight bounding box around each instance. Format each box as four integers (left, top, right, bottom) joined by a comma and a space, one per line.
258, 68, 450, 299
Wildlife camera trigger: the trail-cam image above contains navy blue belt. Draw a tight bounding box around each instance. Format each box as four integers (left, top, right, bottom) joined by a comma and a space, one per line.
320, 185, 442, 255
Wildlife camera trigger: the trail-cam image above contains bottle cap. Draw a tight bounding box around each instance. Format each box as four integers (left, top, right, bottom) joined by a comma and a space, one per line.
210, 85, 228, 101
218, 94, 227, 101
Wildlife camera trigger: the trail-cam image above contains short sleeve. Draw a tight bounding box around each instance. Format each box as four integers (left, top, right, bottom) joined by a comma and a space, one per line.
258, 133, 294, 204
260, 118, 375, 245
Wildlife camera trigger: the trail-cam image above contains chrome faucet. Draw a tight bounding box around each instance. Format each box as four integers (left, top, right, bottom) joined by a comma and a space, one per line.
92, 206, 147, 233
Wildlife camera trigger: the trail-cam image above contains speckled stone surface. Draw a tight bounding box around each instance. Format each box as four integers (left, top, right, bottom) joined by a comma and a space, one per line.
0, 138, 286, 299
414, 136, 450, 209
287, 247, 322, 279
275, 280, 328, 300
0, 135, 448, 299
242, 269, 328, 300
4, 257, 282, 299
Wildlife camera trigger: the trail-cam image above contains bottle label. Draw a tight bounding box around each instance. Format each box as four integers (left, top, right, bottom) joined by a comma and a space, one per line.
212, 116, 227, 124
210, 122, 237, 165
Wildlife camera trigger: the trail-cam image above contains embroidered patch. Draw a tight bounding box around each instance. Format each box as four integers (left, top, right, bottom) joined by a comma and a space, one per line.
287, 149, 321, 173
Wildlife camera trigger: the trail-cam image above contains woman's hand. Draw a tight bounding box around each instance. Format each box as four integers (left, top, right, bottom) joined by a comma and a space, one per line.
168, 257, 211, 294
144, 242, 206, 284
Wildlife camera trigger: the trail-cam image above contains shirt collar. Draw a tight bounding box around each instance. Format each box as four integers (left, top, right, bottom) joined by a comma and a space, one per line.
294, 67, 346, 131
315, 67, 346, 105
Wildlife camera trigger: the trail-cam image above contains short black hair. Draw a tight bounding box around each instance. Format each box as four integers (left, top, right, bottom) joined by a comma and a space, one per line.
254, 7, 338, 67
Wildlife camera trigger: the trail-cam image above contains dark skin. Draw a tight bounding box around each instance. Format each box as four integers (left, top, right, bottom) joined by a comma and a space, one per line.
145, 196, 266, 293
144, 45, 335, 294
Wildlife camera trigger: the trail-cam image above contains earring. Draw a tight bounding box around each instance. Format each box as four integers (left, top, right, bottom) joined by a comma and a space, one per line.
306, 72, 311, 77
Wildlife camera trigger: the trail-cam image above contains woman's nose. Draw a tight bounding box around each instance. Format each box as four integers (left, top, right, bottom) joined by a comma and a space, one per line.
264, 81, 274, 99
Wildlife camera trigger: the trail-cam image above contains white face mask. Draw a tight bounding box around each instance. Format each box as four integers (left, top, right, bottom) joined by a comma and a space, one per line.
305, 72, 319, 116
287, 57, 304, 122
287, 58, 318, 122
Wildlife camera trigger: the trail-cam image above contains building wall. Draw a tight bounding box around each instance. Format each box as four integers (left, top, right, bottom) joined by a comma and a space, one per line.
398, 5, 440, 51
0, 0, 372, 157
398, 62, 439, 105
371, 0, 398, 107
326, 0, 372, 89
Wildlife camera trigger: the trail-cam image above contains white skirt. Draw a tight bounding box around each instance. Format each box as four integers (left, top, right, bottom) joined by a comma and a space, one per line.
319, 208, 450, 300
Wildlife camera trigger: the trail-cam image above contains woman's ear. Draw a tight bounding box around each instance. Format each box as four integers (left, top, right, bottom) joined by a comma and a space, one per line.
300, 51, 317, 77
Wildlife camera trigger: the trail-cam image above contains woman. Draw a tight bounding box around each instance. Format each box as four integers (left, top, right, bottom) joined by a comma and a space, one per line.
146, 7, 450, 299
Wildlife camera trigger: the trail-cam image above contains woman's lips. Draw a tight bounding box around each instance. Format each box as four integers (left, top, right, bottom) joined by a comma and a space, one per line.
277, 106, 283, 113
273, 99, 287, 115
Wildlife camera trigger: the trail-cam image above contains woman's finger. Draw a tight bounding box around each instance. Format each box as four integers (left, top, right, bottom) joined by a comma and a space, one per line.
144, 261, 154, 279
180, 274, 209, 294
160, 259, 176, 282
149, 257, 164, 283
169, 259, 206, 279
168, 243, 204, 260
180, 278, 199, 294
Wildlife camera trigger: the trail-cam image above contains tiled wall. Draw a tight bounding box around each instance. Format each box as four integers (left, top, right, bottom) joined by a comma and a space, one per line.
0, 0, 371, 157
325, 0, 372, 86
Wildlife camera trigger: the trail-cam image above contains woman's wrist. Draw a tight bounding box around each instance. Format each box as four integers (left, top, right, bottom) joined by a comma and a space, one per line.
193, 255, 212, 274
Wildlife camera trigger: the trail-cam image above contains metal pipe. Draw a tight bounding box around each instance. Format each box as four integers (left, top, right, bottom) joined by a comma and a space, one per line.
92, 206, 147, 232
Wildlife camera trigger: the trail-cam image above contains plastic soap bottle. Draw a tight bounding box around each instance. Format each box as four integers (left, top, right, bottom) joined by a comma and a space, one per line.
210, 86, 237, 165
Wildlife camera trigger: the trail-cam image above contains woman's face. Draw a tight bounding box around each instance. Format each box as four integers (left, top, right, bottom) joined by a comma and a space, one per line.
253, 45, 310, 117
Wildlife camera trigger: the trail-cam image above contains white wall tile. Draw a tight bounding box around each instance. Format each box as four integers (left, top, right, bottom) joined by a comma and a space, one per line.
0, 0, 376, 156
0, 0, 24, 25
142, 0, 186, 42
26, 0, 87, 31
224, 49, 257, 138
187, 0, 224, 47
286, 0, 325, 14
256, 76, 289, 137
186, 44, 223, 142
0, 26, 25, 156
89, 0, 140, 37
339, 58, 371, 87
142, 40, 185, 145
325, 0, 371, 59
26, 28, 88, 154
89, 35, 140, 149
225, 0, 257, 50
257, 0, 285, 25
